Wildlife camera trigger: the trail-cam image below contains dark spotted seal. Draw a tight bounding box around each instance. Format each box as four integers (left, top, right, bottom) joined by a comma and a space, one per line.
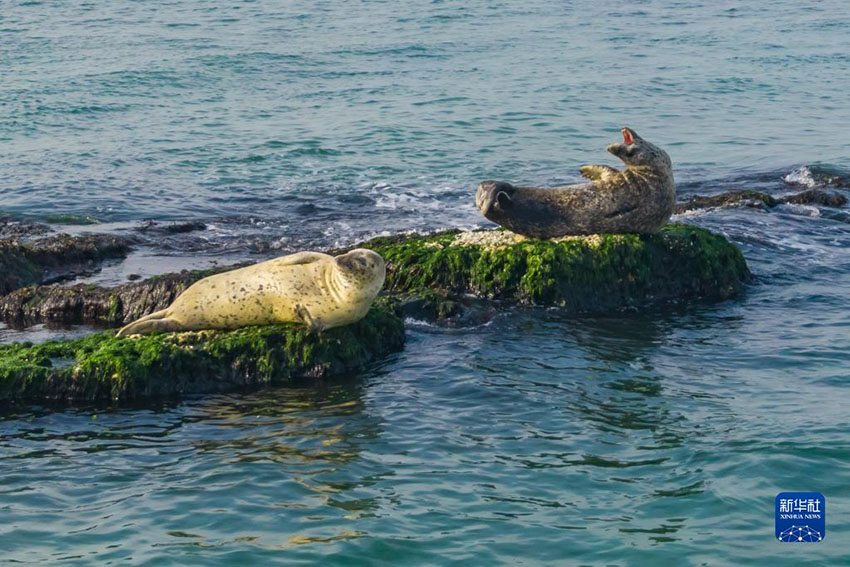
117, 249, 386, 336
475, 127, 675, 238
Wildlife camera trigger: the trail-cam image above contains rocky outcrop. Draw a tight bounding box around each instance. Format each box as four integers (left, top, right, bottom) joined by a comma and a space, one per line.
0, 265, 249, 327
675, 188, 846, 214
0, 233, 133, 295
0, 217, 51, 239
0, 302, 405, 403
0, 223, 751, 403
362, 224, 749, 313
780, 188, 847, 207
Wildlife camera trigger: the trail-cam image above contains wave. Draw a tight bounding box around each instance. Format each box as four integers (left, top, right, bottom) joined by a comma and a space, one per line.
783, 165, 850, 189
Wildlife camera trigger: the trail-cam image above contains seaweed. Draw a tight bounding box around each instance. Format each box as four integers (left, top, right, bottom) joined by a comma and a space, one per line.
0, 303, 404, 403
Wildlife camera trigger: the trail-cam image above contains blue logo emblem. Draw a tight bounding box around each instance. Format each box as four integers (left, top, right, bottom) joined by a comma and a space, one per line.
776, 492, 825, 542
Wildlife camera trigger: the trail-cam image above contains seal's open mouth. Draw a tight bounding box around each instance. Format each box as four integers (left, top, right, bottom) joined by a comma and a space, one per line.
622, 128, 634, 145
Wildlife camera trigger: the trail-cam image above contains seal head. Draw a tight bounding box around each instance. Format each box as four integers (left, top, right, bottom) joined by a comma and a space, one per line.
333, 248, 386, 295
475, 180, 517, 219
606, 127, 672, 170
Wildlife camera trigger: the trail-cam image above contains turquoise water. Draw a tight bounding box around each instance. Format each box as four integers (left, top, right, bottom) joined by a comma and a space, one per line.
2, 1, 850, 565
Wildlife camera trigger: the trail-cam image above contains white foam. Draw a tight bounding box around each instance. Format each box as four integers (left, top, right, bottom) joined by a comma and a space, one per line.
783, 166, 818, 188
780, 203, 821, 217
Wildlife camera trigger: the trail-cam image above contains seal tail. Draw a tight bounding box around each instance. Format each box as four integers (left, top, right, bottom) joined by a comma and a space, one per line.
117, 310, 181, 337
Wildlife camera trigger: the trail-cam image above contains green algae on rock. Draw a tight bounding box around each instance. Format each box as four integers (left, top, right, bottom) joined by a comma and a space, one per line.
363, 224, 749, 312
0, 304, 404, 403
0, 224, 749, 402
1, 224, 750, 328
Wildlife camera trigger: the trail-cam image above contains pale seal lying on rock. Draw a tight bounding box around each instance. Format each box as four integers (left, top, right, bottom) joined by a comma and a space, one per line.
475, 127, 676, 238
117, 249, 386, 336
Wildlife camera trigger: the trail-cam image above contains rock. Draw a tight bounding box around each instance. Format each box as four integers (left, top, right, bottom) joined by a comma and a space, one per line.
0, 217, 51, 239
362, 224, 750, 312
675, 188, 846, 214
0, 223, 750, 403
136, 220, 208, 234
397, 290, 497, 327
1, 224, 749, 326
778, 189, 847, 207
0, 302, 405, 403
675, 190, 777, 214
0, 267, 242, 327
0, 234, 133, 295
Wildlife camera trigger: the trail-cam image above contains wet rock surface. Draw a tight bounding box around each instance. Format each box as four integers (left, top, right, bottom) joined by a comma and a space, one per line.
0, 233, 133, 295
0, 217, 51, 240
0, 265, 246, 327
363, 224, 750, 313
135, 220, 208, 235
1, 224, 750, 327
675, 188, 846, 214
780, 188, 847, 207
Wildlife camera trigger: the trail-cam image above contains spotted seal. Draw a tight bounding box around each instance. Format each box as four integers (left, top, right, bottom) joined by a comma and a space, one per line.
117, 249, 386, 336
475, 127, 675, 238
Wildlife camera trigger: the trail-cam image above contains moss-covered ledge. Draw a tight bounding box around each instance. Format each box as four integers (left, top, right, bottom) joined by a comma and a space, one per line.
0, 223, 749, 402
363, 224, 749, 313
1, 224, 751, 329
0, 304, 404, 403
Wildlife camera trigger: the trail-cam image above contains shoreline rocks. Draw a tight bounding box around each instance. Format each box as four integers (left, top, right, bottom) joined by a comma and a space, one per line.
0, 266, 247, 328
0, 223, 750, 403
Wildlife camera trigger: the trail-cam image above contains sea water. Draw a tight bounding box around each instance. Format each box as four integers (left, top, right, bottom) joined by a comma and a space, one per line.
1, 1, 850, 564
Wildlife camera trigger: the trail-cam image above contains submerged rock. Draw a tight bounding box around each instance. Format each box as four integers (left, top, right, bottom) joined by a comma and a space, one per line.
0, 233, 133, 295
675, 190, 777, 213
675, 188, 846, 214
44, 214, 100, 225
362, 224, 749, 313
779, 188, 847, 207
0, 303, 404, 403
135, 220, 208, 234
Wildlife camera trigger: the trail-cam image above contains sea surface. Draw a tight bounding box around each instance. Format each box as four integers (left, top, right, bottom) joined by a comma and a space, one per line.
2, 1, 850, 565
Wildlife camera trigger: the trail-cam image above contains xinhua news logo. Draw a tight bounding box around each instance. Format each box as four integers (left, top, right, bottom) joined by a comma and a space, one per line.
775, 492, 825, 543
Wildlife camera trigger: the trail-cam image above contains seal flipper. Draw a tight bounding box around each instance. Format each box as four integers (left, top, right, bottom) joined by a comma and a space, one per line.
117, 309, 181, 337
295, 304, 326, 333
580, 165, 619, 181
